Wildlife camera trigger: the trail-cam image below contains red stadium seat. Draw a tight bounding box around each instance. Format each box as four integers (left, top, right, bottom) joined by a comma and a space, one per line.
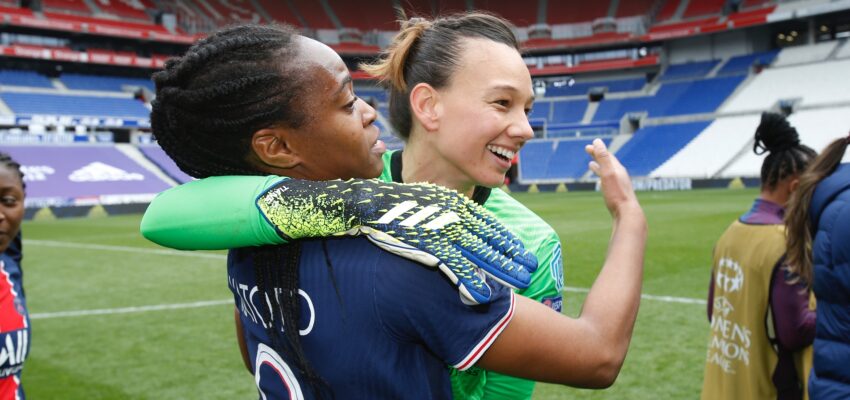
289, 0, 335, 29
475, 0, 538, 27
616, 0, 654, 18
328, 0, 397, 31
682, 0, 725, 19
655, 0, 680, 22
255, 0, 301, 26
42, 0, 92, 15
547, 0, 610, 24
94, 0, 149, 21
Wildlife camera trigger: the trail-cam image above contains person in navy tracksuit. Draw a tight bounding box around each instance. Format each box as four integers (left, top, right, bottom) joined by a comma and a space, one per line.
0, 152, 30, 400
785, 134, 850, 400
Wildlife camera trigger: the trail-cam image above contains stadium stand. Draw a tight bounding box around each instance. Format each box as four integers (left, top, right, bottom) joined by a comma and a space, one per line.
720, 107, 850, 177
836, 40, 850, 59
615, 0, 654, 18
2, 145, 172, 206
138, 145, 194, 184
772, 40, 838, 66
547, 0, 609, 24
652, 115, 763, 178
528, 102, 551, 127
715, 50, 779, 75
255, 0, 301, 26
42, 0, 92, 15
655, 0, 682, 22
59, 73, 155, 92
94, 0, 150, 21
615, 121, 712, 176
592, 75, 745, 122
329, 0, 398, 31
660, 59, 720, 81
720, 59, 850, 111
518, 137, 609, 182
544, 77, 646, 97
475, 0, 537, 26
0, 70, 55, 89
551, 99, 589, 124
682, 0, 726, 19
290, 0, 335, 29
0, 92, 149, 119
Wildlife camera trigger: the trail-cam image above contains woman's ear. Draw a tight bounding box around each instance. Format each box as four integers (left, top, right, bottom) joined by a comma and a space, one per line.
251, 127, 301, 171
409, 82, 441, 132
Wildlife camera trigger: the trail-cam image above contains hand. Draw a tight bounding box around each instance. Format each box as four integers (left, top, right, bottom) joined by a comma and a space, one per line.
256, 178, 538, 305
585, 139, 639, 219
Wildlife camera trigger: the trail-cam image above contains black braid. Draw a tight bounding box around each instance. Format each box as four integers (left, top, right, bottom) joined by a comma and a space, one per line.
754, 112, 817, 190
0, 152, 25, 191
150, 24, 309, 179
254, 244, 332, 399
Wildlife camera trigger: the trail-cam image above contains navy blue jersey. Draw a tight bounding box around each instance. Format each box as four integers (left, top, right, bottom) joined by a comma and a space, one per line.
0, 233, 29, 399
228, 237, 514, 399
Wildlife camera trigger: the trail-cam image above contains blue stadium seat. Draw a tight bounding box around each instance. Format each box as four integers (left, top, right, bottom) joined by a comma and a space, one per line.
660, 60, 720, 81
528, 102, 551, 127
545, 77, 646, 97
544, 138, 610, 180
356, 88, 388, 103
551, 99, 588, 124
1, 92, 150, 119
0, 70, 54, 88
593, 76, 744, 122
716, 50, 780, 76
518, 140, 555, 181
60, 73, 154, 92
615, 121, 711, 176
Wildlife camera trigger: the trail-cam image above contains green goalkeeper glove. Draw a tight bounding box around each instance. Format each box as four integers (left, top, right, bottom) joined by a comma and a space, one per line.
256, 178, 537, 305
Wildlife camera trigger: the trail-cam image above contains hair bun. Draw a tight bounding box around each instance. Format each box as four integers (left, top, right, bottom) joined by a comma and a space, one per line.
754, 112, 801, 155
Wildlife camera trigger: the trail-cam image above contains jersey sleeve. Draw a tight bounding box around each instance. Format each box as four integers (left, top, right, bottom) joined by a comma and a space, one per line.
140, 175, 286, 250
374, 251, 515, 371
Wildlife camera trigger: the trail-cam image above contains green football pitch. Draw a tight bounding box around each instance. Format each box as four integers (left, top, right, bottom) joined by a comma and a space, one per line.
20, 188, 760, 399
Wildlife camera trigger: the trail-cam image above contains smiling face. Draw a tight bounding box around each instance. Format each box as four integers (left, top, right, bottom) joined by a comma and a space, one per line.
281, 36, 385, 181
424, 37, 534, 190
0, 166, 24, 253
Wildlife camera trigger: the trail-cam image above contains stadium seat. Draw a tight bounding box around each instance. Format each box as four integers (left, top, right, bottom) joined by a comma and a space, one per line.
716, 50, 779, 76
138, 145, 194, 184
547, 0, 610, 24
1, 92, 149, 119
0, 70, 55, 89
614, 121, 711, 176
518, 140, 555, 182
660, 60, 720, 81
721, 58, 850, 111
772, 41, 838, 67
544, 138, 608, 180
551, 100, 588, 124
682, 0, 725, 19
544, 77, 646, 97
60, 73, 154, 92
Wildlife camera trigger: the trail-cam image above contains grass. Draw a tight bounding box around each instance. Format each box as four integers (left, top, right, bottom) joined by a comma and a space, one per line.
20, 188, 760, 399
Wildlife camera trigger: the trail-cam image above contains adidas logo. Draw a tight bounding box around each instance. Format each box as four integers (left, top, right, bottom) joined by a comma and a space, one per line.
20, 165, 55, 182
375, 200, 460, 229
69, 162, 144, 182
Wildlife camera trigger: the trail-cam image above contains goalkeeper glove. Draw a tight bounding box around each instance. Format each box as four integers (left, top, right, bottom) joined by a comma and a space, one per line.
257, 178, 537, 305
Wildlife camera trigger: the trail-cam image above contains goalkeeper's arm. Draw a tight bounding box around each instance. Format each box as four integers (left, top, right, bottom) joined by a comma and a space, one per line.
141, 175, 286, 250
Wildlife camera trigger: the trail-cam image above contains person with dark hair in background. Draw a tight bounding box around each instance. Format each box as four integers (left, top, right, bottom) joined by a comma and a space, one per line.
143, 21, 646, 399
0, 152, 30, 399
701, 113, 817, 400
784, 133, 850, 400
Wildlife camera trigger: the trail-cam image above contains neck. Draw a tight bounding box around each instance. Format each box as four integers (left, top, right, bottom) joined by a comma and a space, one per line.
759, 189, 788, 207
401, 137, 476, 198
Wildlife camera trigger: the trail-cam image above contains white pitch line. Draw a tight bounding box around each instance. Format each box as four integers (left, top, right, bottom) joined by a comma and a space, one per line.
563, 286, 706, 305
24, 239, 226, 260
30, 299, 233, 320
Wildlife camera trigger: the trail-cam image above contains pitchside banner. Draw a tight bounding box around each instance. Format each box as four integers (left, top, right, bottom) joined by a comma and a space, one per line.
2, 145, 172, 208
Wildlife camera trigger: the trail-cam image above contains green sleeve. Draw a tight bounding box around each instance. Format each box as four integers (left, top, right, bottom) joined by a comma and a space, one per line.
140, 175, 286, 250
481, 234, 562, 400
481, 373, 535, 400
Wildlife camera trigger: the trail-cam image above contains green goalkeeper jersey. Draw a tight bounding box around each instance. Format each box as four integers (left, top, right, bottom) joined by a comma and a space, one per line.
380, 150, 564, 400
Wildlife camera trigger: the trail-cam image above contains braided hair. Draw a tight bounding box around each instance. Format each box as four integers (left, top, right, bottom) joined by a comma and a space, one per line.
151, 24, 329, 397
753, 112, 816, 190
150, 24, 309, 178
0, 152, 25, 191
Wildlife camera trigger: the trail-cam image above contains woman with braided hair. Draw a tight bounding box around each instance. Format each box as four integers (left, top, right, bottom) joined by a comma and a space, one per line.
784, 133, 850, 399
701, 112, 818, 400
142, 18, 646, 399
0, 152, 29, 399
